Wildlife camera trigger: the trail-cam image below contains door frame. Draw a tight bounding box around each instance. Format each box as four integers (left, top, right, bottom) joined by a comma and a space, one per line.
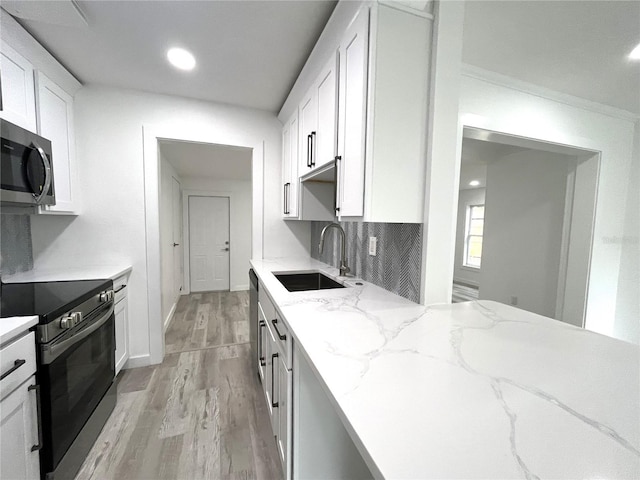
143, 125, 263, 366
458, 126, 601, 327
183, 191, 233, 294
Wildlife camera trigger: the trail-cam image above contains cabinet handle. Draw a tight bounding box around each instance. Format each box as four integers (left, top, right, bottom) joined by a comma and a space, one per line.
259, 320, 266, 366
271, 352, 279, 408
284, 183, 290, 215
271, 318, 286, 340
283, 183, 287, 215
28, 384, 43, 452
307, 134, 312, 168
311, 131, 316, 167
334, 155, 341, 214
0, 359, 26, 381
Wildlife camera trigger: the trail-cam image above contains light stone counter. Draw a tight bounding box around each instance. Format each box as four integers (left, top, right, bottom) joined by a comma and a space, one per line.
3, 265, 132, 283
250, 257, 640, 480
0, 316, 38, 345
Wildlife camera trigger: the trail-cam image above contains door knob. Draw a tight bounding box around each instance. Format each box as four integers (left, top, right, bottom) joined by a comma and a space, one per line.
173, 243, 180, 247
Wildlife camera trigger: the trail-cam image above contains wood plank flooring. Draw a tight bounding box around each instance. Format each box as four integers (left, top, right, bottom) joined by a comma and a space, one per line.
76, 291, 283, 480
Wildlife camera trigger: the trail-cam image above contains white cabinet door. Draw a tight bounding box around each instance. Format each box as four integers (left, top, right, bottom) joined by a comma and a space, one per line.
282, 118, 291, 218
257, 306, 267, 381
275, 352, 291, 479
0, 41, 37, 132
263, 322, 279, 433
0, 378, 40, 480
337, 7, 369, 218
35, 71, 77, 214
298, 89, 317, 174
314, 54, 338, 170
114, 295, 129, 375
282, 111, 300, 219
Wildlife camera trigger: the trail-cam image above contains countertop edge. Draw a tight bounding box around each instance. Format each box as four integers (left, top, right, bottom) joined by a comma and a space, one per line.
0, 316, 38, 346
2, 265, 133, 283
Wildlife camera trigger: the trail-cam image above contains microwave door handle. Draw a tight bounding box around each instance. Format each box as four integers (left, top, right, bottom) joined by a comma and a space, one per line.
30, 142, 52, 204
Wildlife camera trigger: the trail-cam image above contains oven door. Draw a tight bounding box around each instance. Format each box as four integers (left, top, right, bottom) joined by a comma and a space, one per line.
38, 303, 115, 473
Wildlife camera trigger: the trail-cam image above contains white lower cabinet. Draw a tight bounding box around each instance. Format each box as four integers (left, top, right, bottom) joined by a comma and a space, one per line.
258, 289, 292, 479
1, 328, 40, 480
114, 274, 130, 375
275, 352, 291, 470
0, 376, 40, 480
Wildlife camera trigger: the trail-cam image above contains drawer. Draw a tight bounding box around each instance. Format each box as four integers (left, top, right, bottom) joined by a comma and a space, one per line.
0, 332, 36, 400
113, 274, 128, 303
258, 286, 276, 322
265, 313, 292, 370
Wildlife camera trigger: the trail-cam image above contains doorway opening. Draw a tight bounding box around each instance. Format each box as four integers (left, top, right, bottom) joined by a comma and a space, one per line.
143, 124, 262, 366
157, 139, 252, 332
452, 127, 600, 327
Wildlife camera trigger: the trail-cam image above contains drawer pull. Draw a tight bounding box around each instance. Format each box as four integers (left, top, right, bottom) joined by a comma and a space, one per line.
28, 384, 43, 452
0, 359, 26, 381
114, 285, 127, 293
271, 353, 279, 408
271, 319, 286, 341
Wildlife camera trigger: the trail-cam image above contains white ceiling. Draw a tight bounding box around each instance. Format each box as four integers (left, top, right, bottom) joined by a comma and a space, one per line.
159, 140, 251, 180
459, 138, 526, 190
8, 0, 337, 112
6, 1, 637, 116
463, 0, 640, 114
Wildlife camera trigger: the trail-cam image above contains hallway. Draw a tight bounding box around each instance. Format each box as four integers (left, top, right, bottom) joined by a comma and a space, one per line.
76, 291, 283, 480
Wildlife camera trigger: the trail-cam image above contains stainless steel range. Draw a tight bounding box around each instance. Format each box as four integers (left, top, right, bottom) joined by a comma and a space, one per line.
1, 279, 116, 480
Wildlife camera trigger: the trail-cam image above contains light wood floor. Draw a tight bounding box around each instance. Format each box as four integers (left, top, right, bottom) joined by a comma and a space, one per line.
76, 291, 283, 480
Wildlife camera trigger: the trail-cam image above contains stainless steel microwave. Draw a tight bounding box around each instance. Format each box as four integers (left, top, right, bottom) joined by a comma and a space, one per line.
1, 118, 55, 207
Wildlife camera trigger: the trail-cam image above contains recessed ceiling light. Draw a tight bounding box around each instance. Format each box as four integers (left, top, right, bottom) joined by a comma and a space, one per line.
469, 180, 480, 187
167, 47, 196, 71
629, 43, 640, 61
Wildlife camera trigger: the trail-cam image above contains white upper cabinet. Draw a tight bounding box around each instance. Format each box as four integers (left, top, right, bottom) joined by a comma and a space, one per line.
0, 41, 37, 132
355, 3, 431, 223
298, 88, 317, 173
336, 8, 369, 217
279, 1, 433, 223
298, 55, 338, 175
0, 11, 82, 216
282, 111, 299, 219
314, 55, 338, 171
36, 72, 78, 215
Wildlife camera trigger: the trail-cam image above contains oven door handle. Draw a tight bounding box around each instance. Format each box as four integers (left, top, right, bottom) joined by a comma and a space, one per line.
41, 303, 114, 365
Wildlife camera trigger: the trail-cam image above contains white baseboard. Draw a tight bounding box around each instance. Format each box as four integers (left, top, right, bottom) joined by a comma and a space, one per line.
123, 354, 152, 369
231, 284, 249, 292
164, 301, 178, 332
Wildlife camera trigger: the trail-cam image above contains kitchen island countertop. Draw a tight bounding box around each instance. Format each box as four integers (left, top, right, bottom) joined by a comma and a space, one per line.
250, 256, 639, 479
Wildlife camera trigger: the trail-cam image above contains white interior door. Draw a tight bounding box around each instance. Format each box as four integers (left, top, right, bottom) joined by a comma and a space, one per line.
171, 177, 183, 295
189, 196, 230, 292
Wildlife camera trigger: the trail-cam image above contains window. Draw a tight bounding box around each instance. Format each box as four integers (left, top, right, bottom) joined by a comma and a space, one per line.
464, 204, 484, 268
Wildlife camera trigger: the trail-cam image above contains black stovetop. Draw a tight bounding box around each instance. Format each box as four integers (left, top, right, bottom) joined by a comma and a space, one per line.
0, 279, 112, 324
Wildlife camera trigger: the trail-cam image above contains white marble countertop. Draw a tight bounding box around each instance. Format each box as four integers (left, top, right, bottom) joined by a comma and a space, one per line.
250, 257, 640, 480
0, 316, 38, 345
3, 265, 132, 283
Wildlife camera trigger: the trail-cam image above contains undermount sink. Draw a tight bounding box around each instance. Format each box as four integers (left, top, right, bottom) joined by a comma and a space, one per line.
275, 272, 346, 292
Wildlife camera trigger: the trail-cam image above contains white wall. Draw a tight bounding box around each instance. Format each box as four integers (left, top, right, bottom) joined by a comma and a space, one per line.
31, 85, 311, 366
458, 71, 638, 343
181, 177, 252, 292
453, 187, 485, 286
159, 151, 182, 329
614, 121, 640, 344
479, 151, 569, 319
